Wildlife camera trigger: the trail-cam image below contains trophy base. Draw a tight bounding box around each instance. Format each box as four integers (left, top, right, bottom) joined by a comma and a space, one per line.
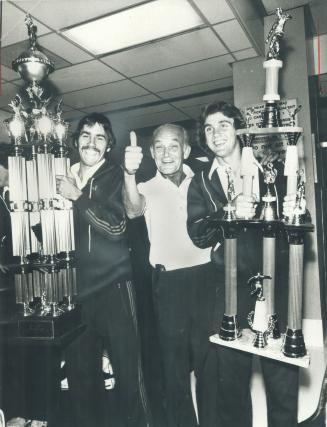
210, 329, 310, 368
253, 331, 268, 348
15, 305, 82, 339
219, 314, 241, 341
282, 328, 307, 358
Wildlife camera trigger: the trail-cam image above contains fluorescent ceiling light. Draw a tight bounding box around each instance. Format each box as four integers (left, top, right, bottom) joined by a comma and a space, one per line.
63, 0, 203, 55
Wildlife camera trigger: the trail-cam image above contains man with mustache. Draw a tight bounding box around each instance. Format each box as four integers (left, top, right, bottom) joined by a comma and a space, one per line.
187, 101, 299, 427
123, 124, 219, 427
56, 113, 152, 427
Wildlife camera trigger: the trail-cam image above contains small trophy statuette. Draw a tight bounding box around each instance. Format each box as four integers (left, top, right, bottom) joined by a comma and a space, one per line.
223, 167, 236, 221
260, 162, 278, 221
247, 273, 275, 348
265, 8, 292, 61
290, 170, 306, 226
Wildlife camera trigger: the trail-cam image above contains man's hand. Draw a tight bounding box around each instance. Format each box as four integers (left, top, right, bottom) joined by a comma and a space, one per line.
124, 131, 143, 175
56, 176, 82, 201
234, 194, 257, 219
283, 194, 296, 218
259, 150, 280, 166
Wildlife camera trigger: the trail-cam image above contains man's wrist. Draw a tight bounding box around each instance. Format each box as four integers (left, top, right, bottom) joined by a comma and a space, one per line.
124, 170, 137, 178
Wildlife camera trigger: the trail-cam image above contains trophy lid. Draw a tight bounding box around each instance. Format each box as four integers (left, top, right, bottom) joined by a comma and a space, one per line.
12, 14, 54, 83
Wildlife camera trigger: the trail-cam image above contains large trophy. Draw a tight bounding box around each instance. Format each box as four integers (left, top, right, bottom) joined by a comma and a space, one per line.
3, 15, 80, 339
211, 8, 313, 367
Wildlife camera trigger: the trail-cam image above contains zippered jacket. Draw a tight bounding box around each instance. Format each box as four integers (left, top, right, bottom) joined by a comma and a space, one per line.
73, 160, 132, 300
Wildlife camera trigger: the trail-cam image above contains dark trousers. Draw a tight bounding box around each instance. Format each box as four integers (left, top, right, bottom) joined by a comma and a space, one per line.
65, 281, 152, 427
152, 262, 220, 427
216, 337, 299, 427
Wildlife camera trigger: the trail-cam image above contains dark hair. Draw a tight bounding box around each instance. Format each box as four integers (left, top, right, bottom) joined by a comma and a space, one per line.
197, 101, 245, 156
73, 112, 116, 149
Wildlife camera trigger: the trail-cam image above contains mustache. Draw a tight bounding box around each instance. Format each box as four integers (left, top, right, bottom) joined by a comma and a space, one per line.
82, 146, 100, 153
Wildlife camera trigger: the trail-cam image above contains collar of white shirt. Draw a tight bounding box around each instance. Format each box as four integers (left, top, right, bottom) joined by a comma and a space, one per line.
155, 163, 194, 185
71, 159, 105, 190
208, 158, 229, 180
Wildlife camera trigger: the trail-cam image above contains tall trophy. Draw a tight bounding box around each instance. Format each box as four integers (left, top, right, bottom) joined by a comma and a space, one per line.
211, 8, 312, 367
3, 15, 80, 338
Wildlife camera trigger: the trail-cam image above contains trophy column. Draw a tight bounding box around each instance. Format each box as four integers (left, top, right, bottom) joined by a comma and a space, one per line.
219, 169, 241, 341
262, 224, 280, 338
282, 226, 307, 357
219, 222, 241, 340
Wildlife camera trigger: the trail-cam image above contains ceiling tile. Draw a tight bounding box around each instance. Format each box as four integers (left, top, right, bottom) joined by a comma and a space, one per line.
171, 90, 233, 109
11, 0, 146, 31
133, 54, 233, 92
118, 109, 189, 131
110, 104, 174, 121
214, 20, 252, 51
62, 109, 86, 120
158, 77, 233, 99
1, 2, 51, 47
81, 94, 161, 114
48, 61, 124, 93
102, 28, 227, 77
38, 33, 93, 64
178, 93, 234, 119
192, 0, 235, 24
1, 40, 71, 71
63, 80, 151, 109
1, 65, 19, 82
233, 48, 258, 61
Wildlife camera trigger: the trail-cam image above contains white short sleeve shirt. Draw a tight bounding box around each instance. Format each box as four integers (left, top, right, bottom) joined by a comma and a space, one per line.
138, 164, 211, 271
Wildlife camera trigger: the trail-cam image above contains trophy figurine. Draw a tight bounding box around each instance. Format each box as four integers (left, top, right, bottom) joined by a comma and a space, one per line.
247, 273, 275, 348
223, 167, 237, 221
262, 8, 292, 128
259, 162, 278, 221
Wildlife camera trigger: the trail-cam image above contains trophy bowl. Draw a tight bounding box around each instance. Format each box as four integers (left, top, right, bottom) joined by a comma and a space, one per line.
13, 48, 54, 84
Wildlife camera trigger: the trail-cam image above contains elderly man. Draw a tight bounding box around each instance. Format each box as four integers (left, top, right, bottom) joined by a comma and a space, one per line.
187, 101, 299, 427
56, 112, 151, 427
123, 123, 219, 427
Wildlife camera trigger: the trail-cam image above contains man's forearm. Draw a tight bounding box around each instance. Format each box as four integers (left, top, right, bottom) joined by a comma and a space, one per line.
123, 172, 145, 219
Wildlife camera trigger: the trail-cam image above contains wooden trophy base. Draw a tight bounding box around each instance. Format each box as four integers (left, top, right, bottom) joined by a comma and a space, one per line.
11, 305, 82, 341
210, 328, 310, 368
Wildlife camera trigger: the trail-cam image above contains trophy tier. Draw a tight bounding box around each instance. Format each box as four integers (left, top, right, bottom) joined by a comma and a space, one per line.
236, 126, 303, 136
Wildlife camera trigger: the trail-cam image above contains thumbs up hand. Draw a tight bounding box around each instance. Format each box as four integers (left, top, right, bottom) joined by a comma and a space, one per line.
124, 131, 143, 175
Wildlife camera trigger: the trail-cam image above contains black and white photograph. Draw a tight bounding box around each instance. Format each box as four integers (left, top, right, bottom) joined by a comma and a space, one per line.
0, 1, 326, 426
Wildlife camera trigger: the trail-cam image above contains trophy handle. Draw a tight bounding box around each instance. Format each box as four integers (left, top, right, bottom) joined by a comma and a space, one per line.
247, 311, 254, 328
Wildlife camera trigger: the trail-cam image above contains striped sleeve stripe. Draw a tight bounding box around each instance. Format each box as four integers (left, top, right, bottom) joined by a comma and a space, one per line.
86, 210, 126, 235
192, 228, 217, 246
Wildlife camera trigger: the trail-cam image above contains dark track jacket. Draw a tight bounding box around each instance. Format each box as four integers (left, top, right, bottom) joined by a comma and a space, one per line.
187, 160, 290, 328
73, 160, 132, 300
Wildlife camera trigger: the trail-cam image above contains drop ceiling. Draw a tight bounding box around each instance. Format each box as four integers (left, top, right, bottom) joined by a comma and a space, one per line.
0, 0, 325, 143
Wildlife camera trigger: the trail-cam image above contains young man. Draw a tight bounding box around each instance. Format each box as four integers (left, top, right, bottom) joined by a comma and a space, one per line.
187, 101, 299, 427
123, 124, 220, 427
56, 113, 152, 427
